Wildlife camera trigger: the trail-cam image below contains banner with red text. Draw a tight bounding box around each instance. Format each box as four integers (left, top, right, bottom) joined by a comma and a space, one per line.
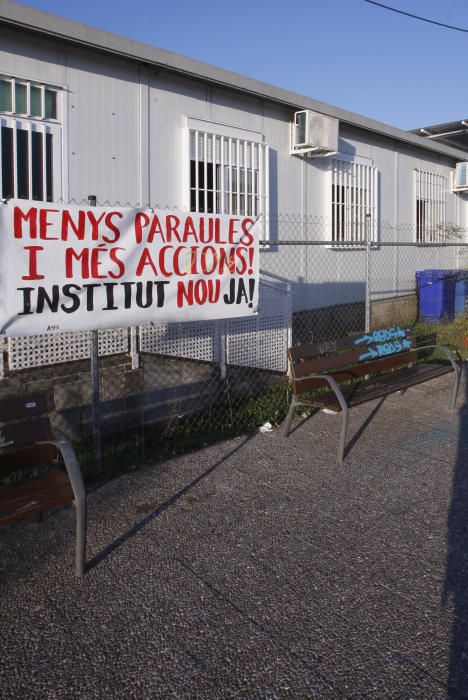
0, 201, 260, 337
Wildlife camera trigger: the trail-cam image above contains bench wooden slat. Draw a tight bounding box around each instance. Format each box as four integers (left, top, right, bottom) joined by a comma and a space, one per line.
294, 350, 418, 393
0, 394, 49, 421
0, 443, 58, 478
0, 471, 74, 525
0, 417, 54, 451
304, 362, 453, 411
293, 348, 363, 377
289, 336, 359, 361
289, 327, 414, 361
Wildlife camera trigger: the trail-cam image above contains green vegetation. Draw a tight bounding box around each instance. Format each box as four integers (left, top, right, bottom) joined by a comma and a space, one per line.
414, 313, 468, 360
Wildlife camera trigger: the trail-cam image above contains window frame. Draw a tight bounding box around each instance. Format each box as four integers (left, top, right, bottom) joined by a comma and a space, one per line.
329, 153, 378, 248
414, 168, 446, 244
183, 116, 269, 240
0, 75, 65, 202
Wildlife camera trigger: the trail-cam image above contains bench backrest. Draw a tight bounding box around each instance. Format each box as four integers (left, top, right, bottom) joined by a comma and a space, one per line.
289, 327, 416, 393
0, 392, 56, 479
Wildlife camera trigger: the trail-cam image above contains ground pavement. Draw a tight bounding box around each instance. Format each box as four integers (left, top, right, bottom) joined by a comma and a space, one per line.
1, 371, 468, 698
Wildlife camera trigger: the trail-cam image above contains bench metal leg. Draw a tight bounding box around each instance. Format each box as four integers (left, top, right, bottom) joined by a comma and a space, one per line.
337, 406, 349, 466
74, 497, 86, 577
283, 398, 298, 437
53, 439, 87, 576
450, 368, 462, 412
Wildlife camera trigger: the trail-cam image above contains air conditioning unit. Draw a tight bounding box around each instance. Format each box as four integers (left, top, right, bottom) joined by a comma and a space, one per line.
453, 162, 468, 192
290, 110, 339, 156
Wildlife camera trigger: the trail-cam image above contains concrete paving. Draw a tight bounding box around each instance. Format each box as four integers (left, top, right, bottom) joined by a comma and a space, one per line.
1, 371, 468, 698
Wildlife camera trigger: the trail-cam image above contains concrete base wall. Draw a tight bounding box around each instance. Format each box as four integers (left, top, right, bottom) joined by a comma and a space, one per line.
370, 294, 418, 329
0, 353, 219, 441
293, 294, 418, 344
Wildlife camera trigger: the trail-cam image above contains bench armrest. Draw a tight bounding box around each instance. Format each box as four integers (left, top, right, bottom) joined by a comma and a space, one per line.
38, 438, 86, 506
297, 373, 349, 412
415, 344, 463, 372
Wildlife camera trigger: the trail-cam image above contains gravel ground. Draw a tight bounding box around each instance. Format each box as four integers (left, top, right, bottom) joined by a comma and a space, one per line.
1, 371, 468, 699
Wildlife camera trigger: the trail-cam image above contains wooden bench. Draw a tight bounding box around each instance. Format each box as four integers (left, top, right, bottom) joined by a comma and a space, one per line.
283, 327, 463, 465
0, 393, 86, 576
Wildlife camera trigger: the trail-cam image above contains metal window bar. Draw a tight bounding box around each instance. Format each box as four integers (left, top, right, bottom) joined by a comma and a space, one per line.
415, 169, 446, 243
332, 160, 376, 244
189, 129, 266, 222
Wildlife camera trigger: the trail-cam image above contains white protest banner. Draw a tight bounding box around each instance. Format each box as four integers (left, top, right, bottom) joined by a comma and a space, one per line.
0, 200, 260, 337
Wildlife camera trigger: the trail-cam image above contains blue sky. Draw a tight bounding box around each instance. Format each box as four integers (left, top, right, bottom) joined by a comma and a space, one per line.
16, 0, 468, 130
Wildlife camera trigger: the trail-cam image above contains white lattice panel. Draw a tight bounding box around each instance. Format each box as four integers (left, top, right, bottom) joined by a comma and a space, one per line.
98, 328, 129, 356
227, 280, 291, 372
139, 321, 219, 362
7, 328, 129, 371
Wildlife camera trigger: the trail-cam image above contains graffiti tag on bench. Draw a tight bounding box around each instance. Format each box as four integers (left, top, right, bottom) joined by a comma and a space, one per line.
354, 326, 412, 362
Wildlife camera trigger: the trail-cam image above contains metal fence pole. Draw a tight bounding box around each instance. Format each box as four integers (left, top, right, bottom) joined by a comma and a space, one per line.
88, 195, 102, 475
365, 213, 371, 333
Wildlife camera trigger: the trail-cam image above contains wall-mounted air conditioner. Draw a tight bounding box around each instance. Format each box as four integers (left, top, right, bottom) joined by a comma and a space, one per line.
290, 110, 339, 156
453, 162, 468, 192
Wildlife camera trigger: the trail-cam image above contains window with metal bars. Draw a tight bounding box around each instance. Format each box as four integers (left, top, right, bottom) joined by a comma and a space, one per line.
0, 77, 60, 202
187, 120, 269, 232
414, 169, 446, 243
331, 158, 377, 244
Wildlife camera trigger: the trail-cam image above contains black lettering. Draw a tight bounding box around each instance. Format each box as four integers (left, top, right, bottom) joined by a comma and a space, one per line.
61, 284, 81, 313
103, 282, 118, 310
17, 287, 34, 315
82, 283, 100, 311
37, 285, 60, 313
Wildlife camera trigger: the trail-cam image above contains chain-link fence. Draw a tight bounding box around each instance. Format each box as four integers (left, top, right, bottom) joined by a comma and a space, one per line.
1, 214, 467, 479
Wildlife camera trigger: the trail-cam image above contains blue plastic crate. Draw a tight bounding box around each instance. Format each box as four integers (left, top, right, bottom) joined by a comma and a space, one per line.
455, 272, 468, 316
416, 269, 457, 323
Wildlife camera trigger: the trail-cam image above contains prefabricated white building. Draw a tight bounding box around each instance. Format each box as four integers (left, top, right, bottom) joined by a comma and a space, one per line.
1, 0, 467, 325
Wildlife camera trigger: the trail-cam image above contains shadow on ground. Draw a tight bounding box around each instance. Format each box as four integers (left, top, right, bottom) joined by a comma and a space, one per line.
445, 363, 468, 698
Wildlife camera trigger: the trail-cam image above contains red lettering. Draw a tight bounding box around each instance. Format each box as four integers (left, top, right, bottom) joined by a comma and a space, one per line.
14, 206, 37, 239
240, 218, 255, 246
87, 211, 106, 241
228, 218, 240, 244
39, 208, 59, 240
61, 210, 86, 240
194, 280, 207, 305
189, 246, 199, 274
158, 246, 173, 277
65, 248, 89, 279
177, 279, 220, 308
165, 215, 181, 242
177, 280, 193, 307
147, 215, 165, 243
134, 212, 149, 244
173, 246, 187, 276
212, 218, 225, 244
103, 211, 123, 244
135, 247, 158, 276
218, 247, 236, 274
235, 247, 248, 275
90, 246, 108, 279
182, 216, 198, 242
22, 245, 44, 280
200, 246, 217, 275
108, 247, 126, 279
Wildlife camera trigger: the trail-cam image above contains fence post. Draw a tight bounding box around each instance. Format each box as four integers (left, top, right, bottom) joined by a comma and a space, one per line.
88, 195, 102, 475
130, 326, 139, 369
218, 320, 227, 380
365, 213, 372, 333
